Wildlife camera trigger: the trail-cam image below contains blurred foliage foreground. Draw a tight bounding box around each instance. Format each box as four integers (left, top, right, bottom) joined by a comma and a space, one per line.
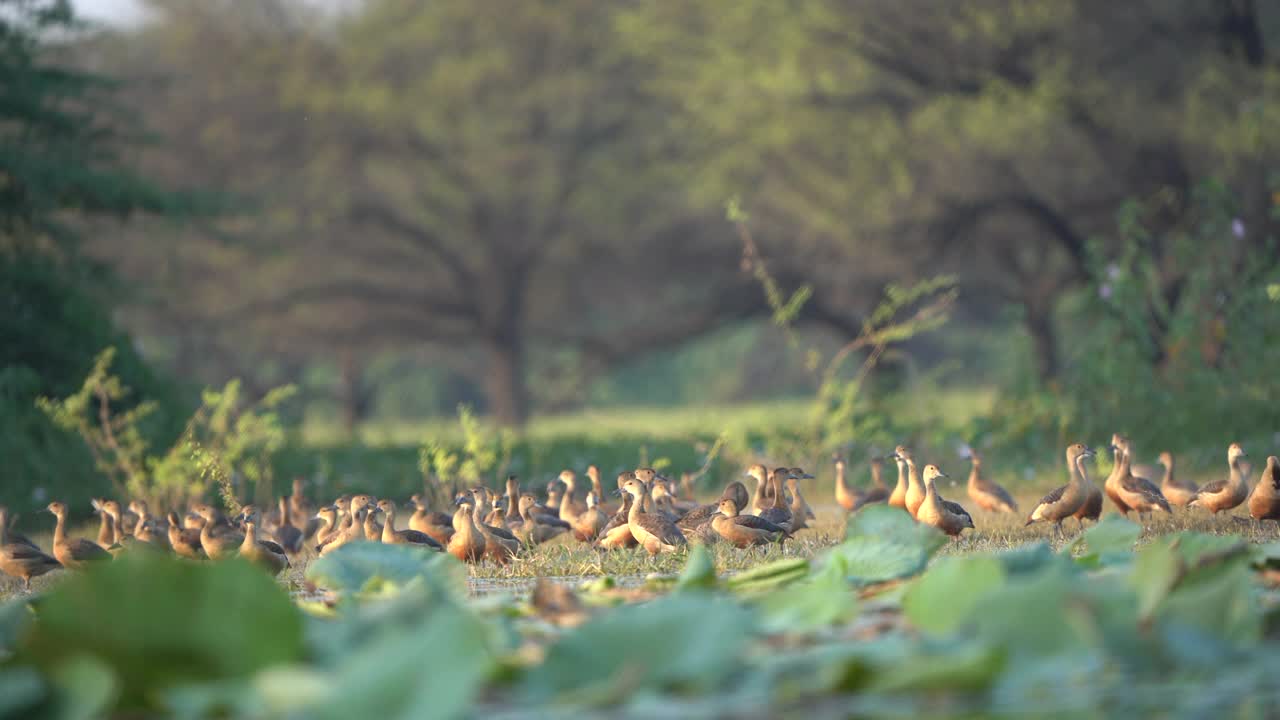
3, 508, 1280, 717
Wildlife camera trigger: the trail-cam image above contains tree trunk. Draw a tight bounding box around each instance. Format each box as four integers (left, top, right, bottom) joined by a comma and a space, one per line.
1025, 303, 1059, 382
485, 339, 528, 427
337, 351, 367, 438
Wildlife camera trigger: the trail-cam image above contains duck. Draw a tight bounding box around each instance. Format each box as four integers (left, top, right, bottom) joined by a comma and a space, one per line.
238, 511, 290, 575
127, 501, 166, 549
710, 498, 791, 548
620, 476, 687, 555
408, 493, 455, 546
646, 480, 683, 524
101, 500, 159, 554
515, 494, 569, 545
288, 477, 315, 531
166, 511, 205, 559
447, 496, 486, 563
965, 451, 1018, 513
833, 456, 862, 513
375, 500, 443, 550
746, 464, 771, 515
676, 481, 751, 533
193, 503, 245, 560
319, 504, 369, 556
785, 467, 817, 520
0, 507, 39, 552
1247, 456, 1280, 523
756, 468, 793, 530
1103, 434, 1135, 516
1025, 444, 1094, 538
888, 451, 910, 510
586, 465, 616, 515
47, 501, 111, 570
545, 480, 565, 519
1190, 443, 1250, 514
503, 475, 524, 528
557, 470, 587, 523
1158, 451, 1198, 507
0, 506, 60, 591
312, 506, 341, 548
783, 476, 812, 532
897, 447, 928, 518
594, 492, 637, 550
272, 497, 305, 556
916, 465, 975, 537
1072, 444, 1105, 528
471, 489, 519, 564
91, 498, 116, 550
1111, 446, 1171, 517
351, 494, 383, 541
571, 491, 608, 542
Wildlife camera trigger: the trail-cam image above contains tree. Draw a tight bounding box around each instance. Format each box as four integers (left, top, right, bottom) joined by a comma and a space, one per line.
618, 0, 1280, 381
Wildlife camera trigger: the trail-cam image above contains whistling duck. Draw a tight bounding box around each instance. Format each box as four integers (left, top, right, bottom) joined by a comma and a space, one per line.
167, 511, 205, 559
571, 491, 608, 542
1158, 451, 1197, 507
1247, 456, 1280, 522
91, 498, 115, 550
288, 477, 315, 532
916, 465, 974, 537
193, 503, 244, 560
746, 464, 771, 515
0, 506, 60, 590
448, 497, 486, 563
375, 500, 443, 550
319, 505, 368, 556
966, 451, 1017, 513
1025, 444, 1094, 538
408, 494, 455, 546
677, 481, 751, 532
834, 457, 863, 513
545, 480, 565, 519
127, 501, 165, 549
757, 469, 793, 530
471, 489, 518, 563
1103, 434, 1134, 516
503, 475, 524, 527
1190, 443, 1250, 514
896, 447, 927, 518
890, 450, 911, 507
647, 481, 683, 524
0, 507, 38, 552
349, 494, 382, 541
711, 498, 791, 548
558, 470, 587, 522
238, 511, 290, 575
1113, 446, 1171, 517
784, 477, 811, 532
47, 501, 110, 570
515, 494, 569, 545
101, 500, 155, 554
272, 497, 305, 556
620, 476, 687, 555
786, 468, 817, 520
312, 506, 340, 548
594, 493, 638, 549
1072, 449, 1104, 528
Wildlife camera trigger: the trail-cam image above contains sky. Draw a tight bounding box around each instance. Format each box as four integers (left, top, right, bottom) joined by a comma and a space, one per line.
74, 0, 148, 26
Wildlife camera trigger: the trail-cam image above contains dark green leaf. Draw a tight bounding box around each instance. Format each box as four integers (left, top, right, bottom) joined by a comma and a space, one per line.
675, 544, 717, 592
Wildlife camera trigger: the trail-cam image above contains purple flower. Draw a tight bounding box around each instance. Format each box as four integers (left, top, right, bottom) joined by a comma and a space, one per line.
1099, 283, 1113, 300
1232, 219, 1246, 238
1106, 264, 1121, 280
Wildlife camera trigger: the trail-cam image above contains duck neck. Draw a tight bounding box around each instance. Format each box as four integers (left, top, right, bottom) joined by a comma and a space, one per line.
97, 510, 112, 546
626, 492, 644, 524
1072, 456, 1091, 488
52, 511, 67, 546
109, 513, 124, 545
381, 510, 396, 542
1230, 454, 1247, 487
968, 462, 980, 489
894, 459, 909, 492
907, 460, 922, 493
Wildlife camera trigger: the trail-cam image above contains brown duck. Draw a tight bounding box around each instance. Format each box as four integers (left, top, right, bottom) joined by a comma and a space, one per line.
1025, 444, 1095, 538
757, 468, 793, 530
710, 498, 791, 548
888, 452, 910, 510
0, 506, 60, 590
238, 511, 290, 575
621, 477, 687, 555
47, 501, 110, 570
1158, 452, 1197, 507
965, 451, 1017, 513
916, 465, 975, 537
167, 511, 205, 559
677, 481, 750, 533
1190, 443, 1250, 514
898, 447, 927, 518
594, 492, 637, 550
376, 500, 443, 550
408, 494, 455, 546
193, 503, 245, 560
1112, 446, 1171, 517
1247, 456, 1280, 522
515, 494, 569, 545
784, 477, 812, 532
447, 497, 486, 563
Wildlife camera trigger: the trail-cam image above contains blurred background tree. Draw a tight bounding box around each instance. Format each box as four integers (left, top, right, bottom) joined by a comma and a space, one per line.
2, 0, 1278, 512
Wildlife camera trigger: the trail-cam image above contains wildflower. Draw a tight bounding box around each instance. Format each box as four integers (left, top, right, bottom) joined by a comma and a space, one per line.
1232, 218, 1245, 238
1099, 283, 1113, 300
1106, 263, 1121, 280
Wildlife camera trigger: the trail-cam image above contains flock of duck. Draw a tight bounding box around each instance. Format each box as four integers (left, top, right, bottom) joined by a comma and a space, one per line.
1, 436, 1276, 591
